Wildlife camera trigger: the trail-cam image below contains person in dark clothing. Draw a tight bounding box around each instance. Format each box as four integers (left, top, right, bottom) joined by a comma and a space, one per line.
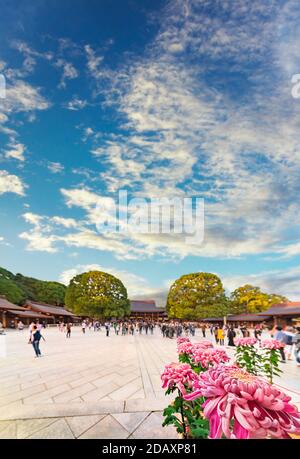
227, 327, 236, 346
105, 322, 110, 337
292, 327, 300, 366
66, 322, 72, 338
214, 326, 219, 344
31, 325, 45, 357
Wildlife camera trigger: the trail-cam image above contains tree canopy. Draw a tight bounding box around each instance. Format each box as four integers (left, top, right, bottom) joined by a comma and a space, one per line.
65, 270, 130, 318
166, 272, 228, 320
0, 267, 66, 305
229, 284, 288, 314
0, 276, 26, 304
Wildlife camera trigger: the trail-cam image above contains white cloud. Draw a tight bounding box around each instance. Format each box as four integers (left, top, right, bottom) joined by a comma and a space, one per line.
51, 216, 78, 228
4, 142, 25, 161
47, 161, 64, 174
2, 80, 49, 113
65, 98, 87, 111
11, 1, 300, 263
0, 113, 8, 123
0, 170, 25, 196
85, 45, 104, 78
0, 236, 11, 247
55, 59, 78, 88
222, 266, 300, 301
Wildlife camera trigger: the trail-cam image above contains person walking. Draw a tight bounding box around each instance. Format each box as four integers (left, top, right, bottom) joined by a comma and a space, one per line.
214, 326, 219, 344
28, 321, 36, 343
284, 326, 295, 360
201, 324, 206, 338
31, 325, 45, 357
81, 320, 86, 334
292, 327, 300, 367
227, 327, 236, 346
66, 322, 72, 338
274, 326, 287, 363
254, 325, 262, 344
217, 327, 225, 346
105, 322, 110, 337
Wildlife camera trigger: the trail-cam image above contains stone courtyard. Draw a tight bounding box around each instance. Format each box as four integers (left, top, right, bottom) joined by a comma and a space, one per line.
0, 327, 299, 439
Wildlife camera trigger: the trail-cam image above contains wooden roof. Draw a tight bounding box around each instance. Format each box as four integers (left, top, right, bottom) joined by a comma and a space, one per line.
258, 302, 300, 316
26, 301, 75, 317
7, 310, 51, 319
227, 314, 265, 322
0, 296, 26, 311
130, 300, 165, 313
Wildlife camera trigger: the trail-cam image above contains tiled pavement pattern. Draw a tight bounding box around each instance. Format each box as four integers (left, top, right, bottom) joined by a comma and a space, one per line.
0, 328, 299, 438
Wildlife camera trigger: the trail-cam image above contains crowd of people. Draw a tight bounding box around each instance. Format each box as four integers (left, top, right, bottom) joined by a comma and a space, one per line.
8, 318, 300, 366
204, 322, 300, 366
160, 322, 196, 338
64, 319, 158, 337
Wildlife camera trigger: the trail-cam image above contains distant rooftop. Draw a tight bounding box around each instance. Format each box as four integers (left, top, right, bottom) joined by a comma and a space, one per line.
130, 300, 165, 313
26, 301, 75, 317
0, 296, 26, 311
258, 302, 300, 316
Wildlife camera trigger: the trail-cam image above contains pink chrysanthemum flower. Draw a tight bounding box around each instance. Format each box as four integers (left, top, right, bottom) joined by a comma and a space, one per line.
261, 339, 285, 349
234, 337, 257, 346
177, 341, 194, 355
194, 340, 214, 348
184, 365, 300, 439
161, 362, 198, 395
177, 337, 191, 345
192, 347, 230, 369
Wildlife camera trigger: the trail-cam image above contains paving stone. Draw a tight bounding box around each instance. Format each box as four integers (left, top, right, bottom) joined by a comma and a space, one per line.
109, 378, 143, 401
78, 415, 129, 439
112, 411, 149, 433
0, 421, 17, 439
23, 383, 71, 404
81, 383, 120, 402
53, 382, 96, 402
0, 421, 13, 435
0, 384, 22, 397
128, 389, 145, 399
0, 383, 46, 407
17, 418, 57, 438
27, 419, 75, 439
125, 398, 170, 412
132, 412, 177, 439
65, 415, 106, 438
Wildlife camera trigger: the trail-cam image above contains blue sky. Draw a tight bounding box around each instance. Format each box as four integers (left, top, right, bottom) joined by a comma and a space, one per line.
1, 0, 300, 304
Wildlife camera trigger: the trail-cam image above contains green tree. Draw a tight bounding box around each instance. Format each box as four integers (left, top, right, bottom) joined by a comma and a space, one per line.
36, 281, 66, 305
229, 284, 288, 314
65, 271, 130, 318
166, 272, 228, 320
0, 277, 26, 304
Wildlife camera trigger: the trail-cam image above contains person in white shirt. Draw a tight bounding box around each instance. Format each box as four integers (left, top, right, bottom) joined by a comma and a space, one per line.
284, 326, 295, 360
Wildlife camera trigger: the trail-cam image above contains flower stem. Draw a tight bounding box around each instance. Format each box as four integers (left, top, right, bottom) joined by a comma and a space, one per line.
179, 390, 188, 439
